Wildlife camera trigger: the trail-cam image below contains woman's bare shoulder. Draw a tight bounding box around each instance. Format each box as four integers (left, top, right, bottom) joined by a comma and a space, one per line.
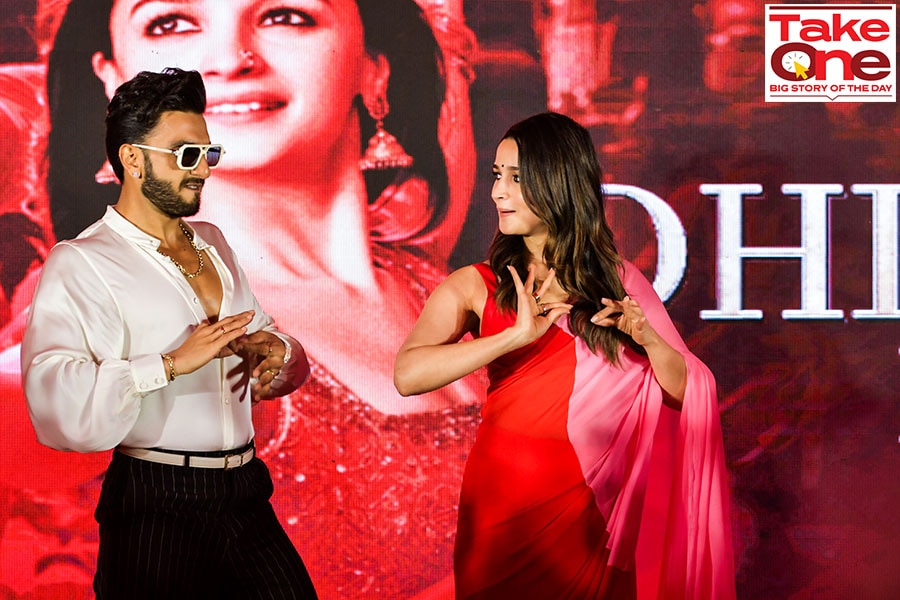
429, 263, 491, 312
445, 262, 492, 290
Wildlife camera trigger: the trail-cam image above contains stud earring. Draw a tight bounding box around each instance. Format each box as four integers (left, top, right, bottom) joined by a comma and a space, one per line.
133, 171, 140, 178
359, 95, 413, 171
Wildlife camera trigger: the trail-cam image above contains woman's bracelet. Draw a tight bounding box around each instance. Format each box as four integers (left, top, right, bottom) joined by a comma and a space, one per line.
161, 353, 177, 382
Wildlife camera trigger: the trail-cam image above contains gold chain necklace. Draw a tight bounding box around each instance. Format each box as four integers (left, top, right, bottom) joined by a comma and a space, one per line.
159, 221, 204, 279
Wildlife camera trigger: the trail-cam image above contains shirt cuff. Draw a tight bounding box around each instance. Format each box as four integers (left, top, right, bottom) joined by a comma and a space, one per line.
268, 333, 307, 390
271, 332, 292, 364
130, 353, 171, 395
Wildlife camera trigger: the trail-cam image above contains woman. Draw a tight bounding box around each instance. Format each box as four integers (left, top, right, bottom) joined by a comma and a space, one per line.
395, 112, 736, 598
4, 0, 482, 597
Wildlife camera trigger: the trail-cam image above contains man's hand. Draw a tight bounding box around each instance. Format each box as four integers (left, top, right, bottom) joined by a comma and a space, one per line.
163, 311, 254, 378
233, 331, 288, 400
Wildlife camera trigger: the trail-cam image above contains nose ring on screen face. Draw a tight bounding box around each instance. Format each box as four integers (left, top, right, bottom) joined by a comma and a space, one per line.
131, 143, 225, 170
240, 49, 255, 67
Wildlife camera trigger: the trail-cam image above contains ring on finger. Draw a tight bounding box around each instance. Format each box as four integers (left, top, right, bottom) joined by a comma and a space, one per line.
533, 294, 541, 304
221, 326, 227, 335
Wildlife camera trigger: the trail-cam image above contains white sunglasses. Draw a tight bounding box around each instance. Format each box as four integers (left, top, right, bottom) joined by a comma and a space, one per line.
132, 143, 225, 170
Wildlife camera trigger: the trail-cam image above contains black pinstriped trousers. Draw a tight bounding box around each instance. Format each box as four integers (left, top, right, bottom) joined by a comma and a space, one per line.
94, 450, 317, 599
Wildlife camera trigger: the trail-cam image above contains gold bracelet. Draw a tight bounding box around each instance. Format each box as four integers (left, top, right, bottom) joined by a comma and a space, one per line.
161, 354, 177, 382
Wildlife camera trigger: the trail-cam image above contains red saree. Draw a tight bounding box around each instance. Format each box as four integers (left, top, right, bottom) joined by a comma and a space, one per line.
454, 262, 735, 599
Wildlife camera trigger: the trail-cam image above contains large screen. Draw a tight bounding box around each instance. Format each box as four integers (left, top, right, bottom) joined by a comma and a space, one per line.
0, 1, 897, 598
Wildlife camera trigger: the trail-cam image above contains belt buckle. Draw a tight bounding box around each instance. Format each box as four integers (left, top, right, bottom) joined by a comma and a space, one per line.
223, 453, 243, 470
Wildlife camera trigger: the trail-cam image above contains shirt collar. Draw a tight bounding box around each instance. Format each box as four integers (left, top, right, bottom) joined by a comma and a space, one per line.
102, 205, 210, 250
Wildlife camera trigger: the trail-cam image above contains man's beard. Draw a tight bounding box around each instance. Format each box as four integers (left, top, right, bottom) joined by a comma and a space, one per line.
141, 159, 202, 218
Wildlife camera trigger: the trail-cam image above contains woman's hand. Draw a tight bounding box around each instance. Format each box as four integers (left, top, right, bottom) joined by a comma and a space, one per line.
506, 264, 572, 346
592, 295, 687, 405
395, 263, 570, 397
590, 296, 657, 346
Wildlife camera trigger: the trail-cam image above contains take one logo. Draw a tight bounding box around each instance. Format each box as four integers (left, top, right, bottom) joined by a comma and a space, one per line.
765, 3, 896, 102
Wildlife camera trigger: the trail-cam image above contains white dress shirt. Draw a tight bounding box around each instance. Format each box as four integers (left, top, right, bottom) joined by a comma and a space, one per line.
22, 206, 305, 453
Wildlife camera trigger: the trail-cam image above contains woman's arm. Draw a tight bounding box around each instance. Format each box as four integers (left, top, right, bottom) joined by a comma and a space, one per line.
640, 327, 687, 407
592, 295, 687, 407
394, 264, 571, 396
591, 262, 689, 407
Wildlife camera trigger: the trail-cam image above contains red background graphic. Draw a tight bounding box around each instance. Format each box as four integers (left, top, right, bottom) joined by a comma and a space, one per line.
0, 1, 898, 599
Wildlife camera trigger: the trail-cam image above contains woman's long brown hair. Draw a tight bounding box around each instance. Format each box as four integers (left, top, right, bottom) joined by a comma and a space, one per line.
488, 112, 639, 363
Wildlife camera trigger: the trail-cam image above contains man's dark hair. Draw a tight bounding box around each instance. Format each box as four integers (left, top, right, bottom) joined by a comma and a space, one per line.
105, 68, 206, 181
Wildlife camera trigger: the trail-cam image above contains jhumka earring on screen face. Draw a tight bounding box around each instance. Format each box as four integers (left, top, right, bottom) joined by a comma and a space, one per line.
359, 95, 413, 171
95, 159, 118, 184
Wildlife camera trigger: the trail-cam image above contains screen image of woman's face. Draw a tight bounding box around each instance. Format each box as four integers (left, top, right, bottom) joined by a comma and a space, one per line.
92, 0, 372, 174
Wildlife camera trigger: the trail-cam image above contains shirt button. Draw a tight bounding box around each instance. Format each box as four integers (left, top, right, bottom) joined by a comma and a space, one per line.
154, 377, 164, 385
193, 297, 200, 304
139, 382, 148, 390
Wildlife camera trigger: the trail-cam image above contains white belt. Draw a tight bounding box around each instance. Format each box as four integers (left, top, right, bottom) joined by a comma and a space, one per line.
117, 445, 255, 470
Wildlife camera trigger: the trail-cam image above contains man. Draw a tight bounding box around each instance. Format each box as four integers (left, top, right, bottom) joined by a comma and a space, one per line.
21, 68, 317, 599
